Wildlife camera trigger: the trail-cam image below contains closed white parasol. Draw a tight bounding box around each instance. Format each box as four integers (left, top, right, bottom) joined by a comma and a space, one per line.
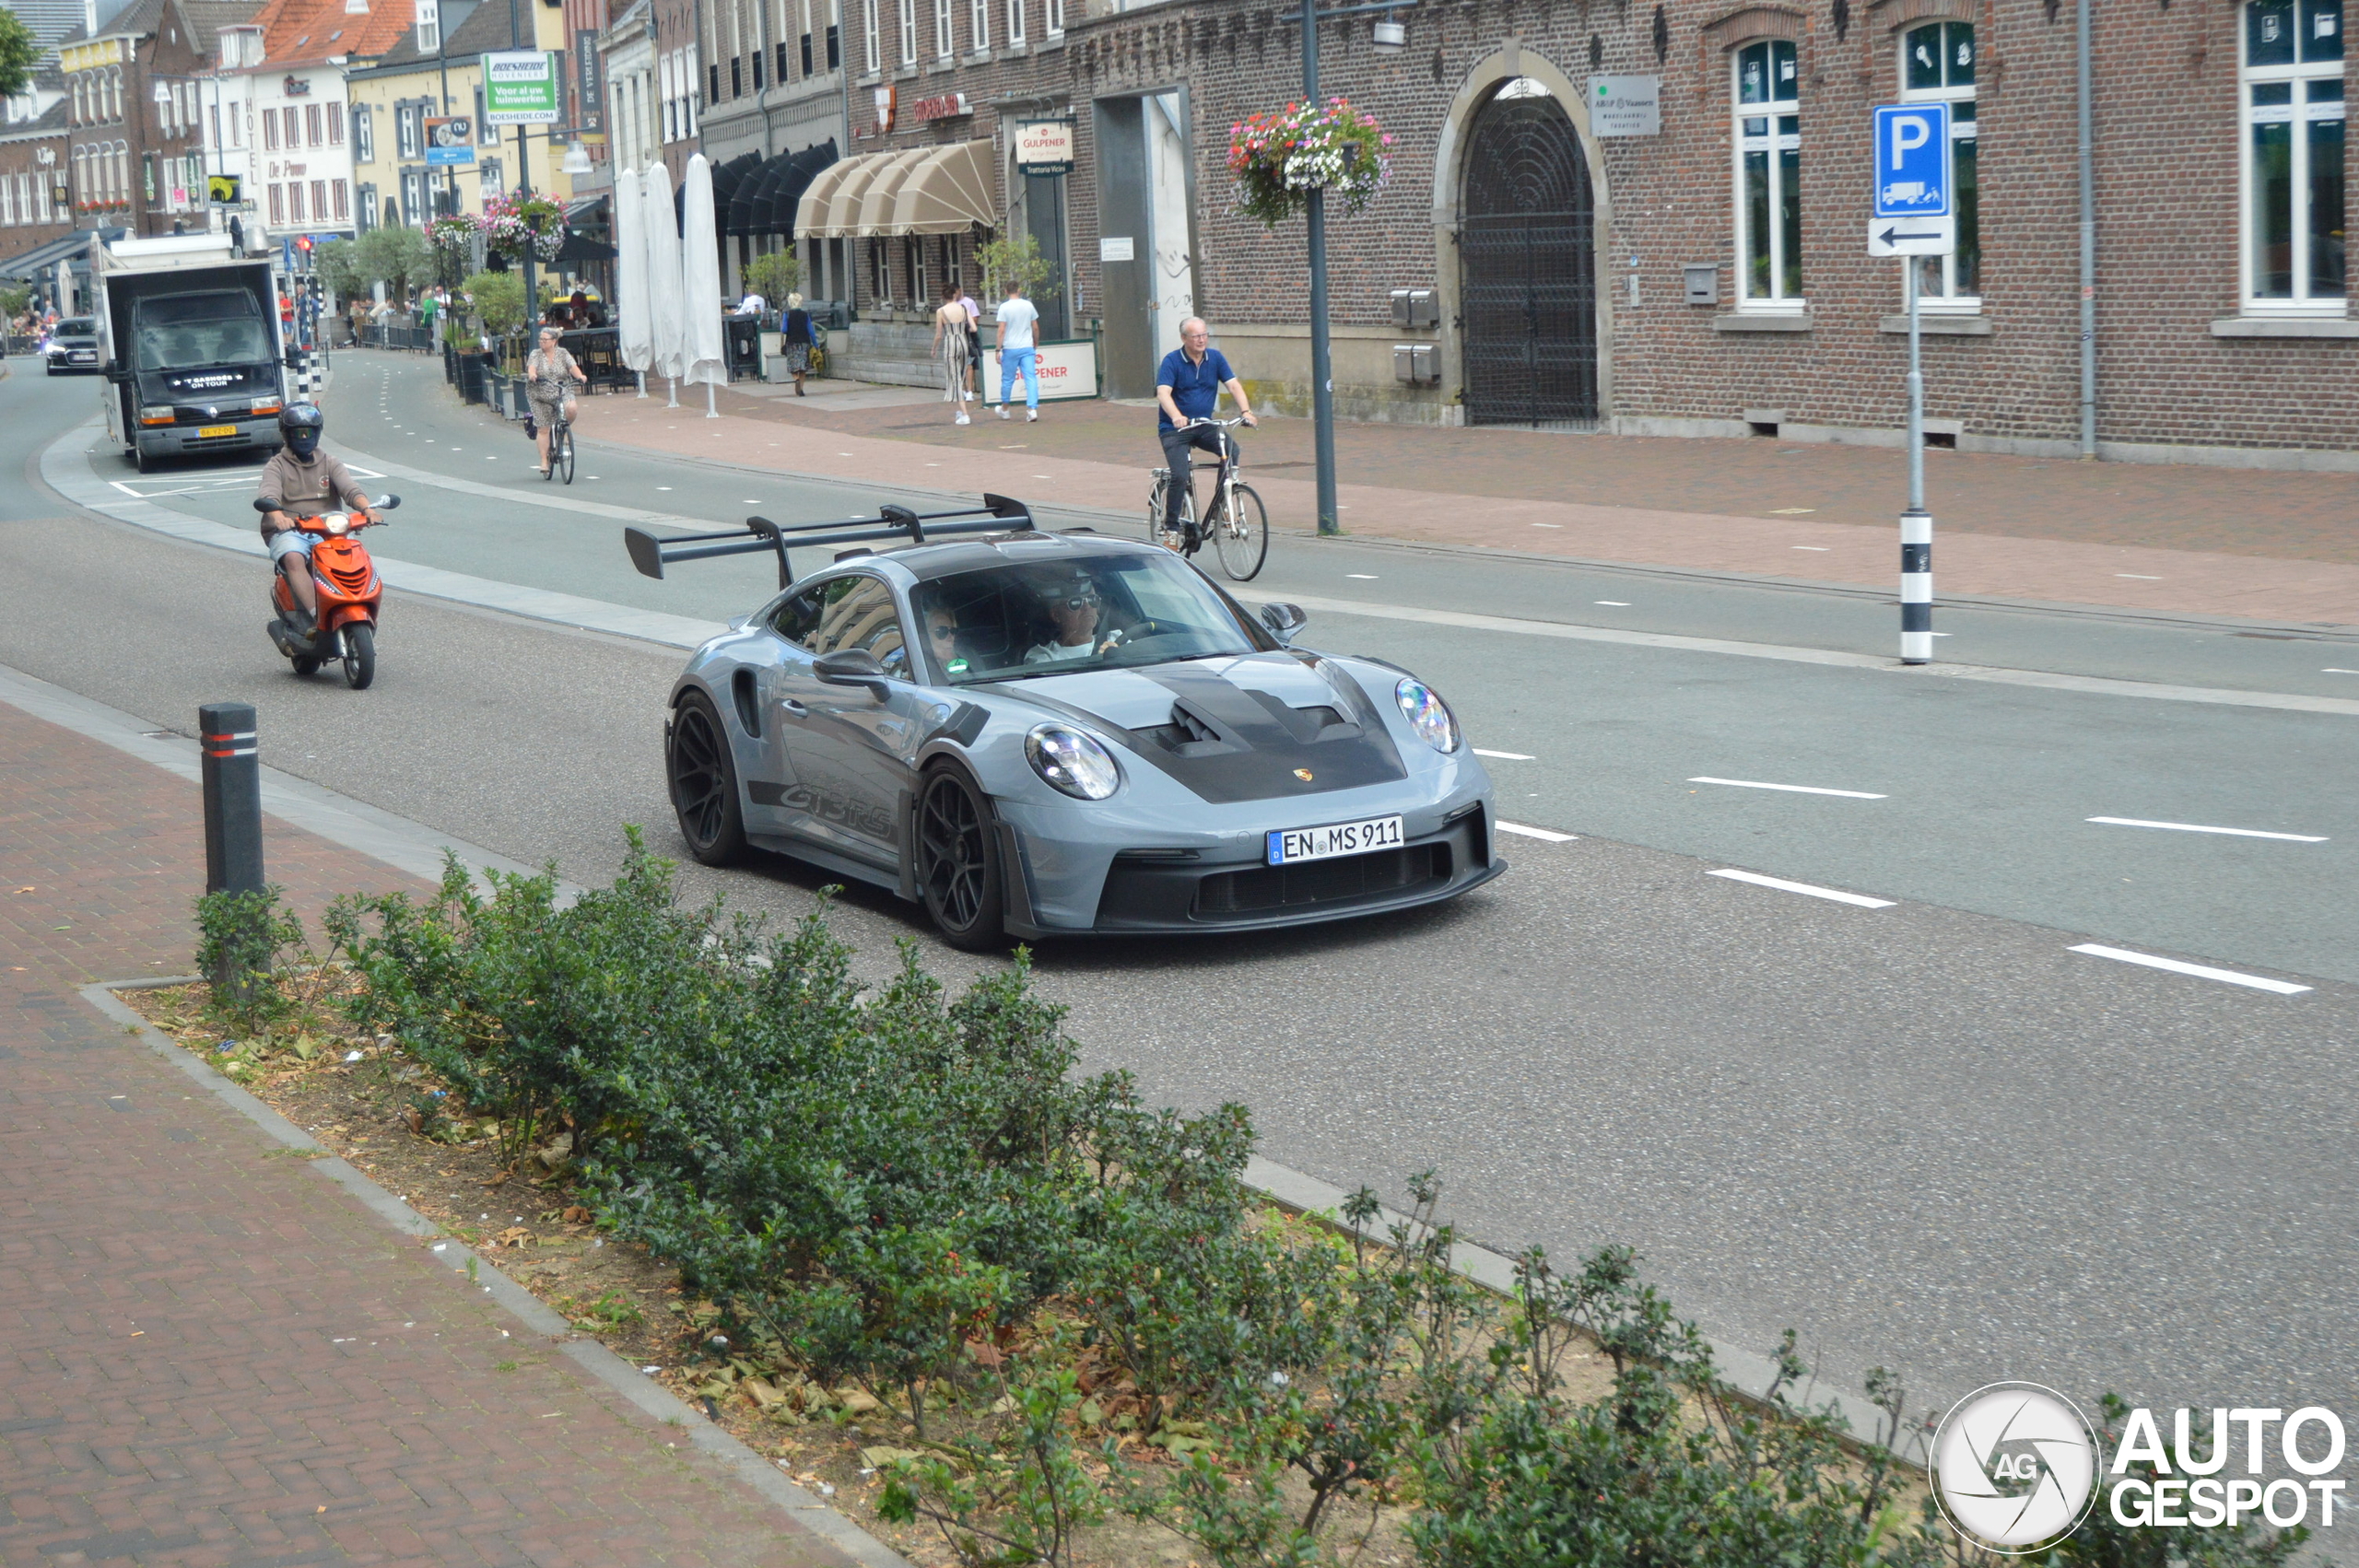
612, 166, 652, 394
642, 161, 687, 403
679, 152, 728, 417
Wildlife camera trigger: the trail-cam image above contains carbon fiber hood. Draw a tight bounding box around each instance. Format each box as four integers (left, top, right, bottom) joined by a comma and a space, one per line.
994, 653, 1409, 804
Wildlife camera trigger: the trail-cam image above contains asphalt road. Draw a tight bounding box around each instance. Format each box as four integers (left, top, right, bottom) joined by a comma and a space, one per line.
6, 353, 2353, 1436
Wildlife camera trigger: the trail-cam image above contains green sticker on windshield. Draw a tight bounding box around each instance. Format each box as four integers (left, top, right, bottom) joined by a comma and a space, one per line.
947, 658, 968, 673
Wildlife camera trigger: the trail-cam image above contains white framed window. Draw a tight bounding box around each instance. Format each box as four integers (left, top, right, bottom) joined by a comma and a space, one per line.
1732, 40, 1803, 308
898, 0, 917, 64
936, 0, 954, 57
1898, 21, 1978, 310
1006, 0, 1024, 45
354, 102, 373, 161
1045, 0, 1062, 36
2241, 0, 2347, 312
863, 0, 881, 71
969, 0, 987, 51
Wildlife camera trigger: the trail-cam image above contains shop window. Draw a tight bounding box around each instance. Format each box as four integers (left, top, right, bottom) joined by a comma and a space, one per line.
1898, 21, 1978, 310
2243, 0, 2347, 310
1732, 39, 1803, 308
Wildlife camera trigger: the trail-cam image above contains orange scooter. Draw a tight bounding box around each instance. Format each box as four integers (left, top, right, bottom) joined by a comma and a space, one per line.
252, 493, 401, 688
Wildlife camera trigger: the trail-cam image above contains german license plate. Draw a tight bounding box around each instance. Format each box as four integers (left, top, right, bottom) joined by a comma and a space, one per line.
1267, 813, 1403, 866
70, 351, 95, 362
197, 423, 237, 437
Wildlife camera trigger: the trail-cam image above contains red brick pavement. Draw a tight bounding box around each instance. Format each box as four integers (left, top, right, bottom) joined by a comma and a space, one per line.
570, 380, 2359, 626
0, 711, 853, 1568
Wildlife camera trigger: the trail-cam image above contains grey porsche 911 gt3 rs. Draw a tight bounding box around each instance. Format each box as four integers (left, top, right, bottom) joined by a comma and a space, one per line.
628, 498, 1503, 950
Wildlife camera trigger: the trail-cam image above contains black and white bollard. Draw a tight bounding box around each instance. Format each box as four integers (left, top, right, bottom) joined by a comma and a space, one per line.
1900, 508, 1933, 665
199, 700, 264, 896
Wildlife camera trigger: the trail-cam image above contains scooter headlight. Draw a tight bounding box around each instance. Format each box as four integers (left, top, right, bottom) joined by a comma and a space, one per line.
323, 514, 350, 535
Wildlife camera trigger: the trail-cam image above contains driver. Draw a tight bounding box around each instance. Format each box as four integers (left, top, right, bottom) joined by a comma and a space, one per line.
1023, 576, 1122, 666
256, 404, 374, 630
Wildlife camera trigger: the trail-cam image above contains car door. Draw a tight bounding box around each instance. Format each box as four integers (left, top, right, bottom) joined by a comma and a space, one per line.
769, 574, 927, 868
734, 585, 825, 840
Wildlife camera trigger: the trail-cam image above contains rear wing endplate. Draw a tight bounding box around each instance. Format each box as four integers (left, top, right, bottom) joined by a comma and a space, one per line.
624, 494, 1037, 589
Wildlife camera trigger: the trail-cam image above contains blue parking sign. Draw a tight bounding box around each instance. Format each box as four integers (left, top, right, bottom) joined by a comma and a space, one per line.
1872, 101, 1951, 219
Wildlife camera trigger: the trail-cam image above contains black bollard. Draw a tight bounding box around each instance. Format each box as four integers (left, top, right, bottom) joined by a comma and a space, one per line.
199, 701, 265, 895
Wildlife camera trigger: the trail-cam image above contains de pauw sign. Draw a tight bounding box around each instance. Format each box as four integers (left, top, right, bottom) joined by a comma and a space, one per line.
484, 52, 560, 125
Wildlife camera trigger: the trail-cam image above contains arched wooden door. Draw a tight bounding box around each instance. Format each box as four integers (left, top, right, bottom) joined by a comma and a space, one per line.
1458, 85, 1598, 427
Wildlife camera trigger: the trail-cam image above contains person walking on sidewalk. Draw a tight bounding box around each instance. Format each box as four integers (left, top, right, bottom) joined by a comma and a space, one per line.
957, 279, 984, 402
932, 282, 974, 426
995, 279, 1041, 422
1156, 318, 1256, 546
781, 292, 815, 396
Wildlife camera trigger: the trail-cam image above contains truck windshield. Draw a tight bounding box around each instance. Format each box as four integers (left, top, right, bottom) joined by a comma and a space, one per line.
134, 292, 269, 371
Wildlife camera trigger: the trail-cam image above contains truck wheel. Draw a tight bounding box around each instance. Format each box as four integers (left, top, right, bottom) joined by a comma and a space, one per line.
131, 445, 150, 473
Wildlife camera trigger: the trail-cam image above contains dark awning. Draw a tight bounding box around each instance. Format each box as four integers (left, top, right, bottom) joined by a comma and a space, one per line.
0, 228, 111, 278
553, 227, 617, 261
726, 152, 793, 238
753, 141, 836, 236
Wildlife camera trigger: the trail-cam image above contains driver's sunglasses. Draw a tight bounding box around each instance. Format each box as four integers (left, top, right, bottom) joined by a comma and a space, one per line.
1062, 594, 1099, 610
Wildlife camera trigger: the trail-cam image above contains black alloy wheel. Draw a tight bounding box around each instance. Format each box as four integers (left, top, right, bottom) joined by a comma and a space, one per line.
667, 691, 748, 865
916, 765, 1004, 951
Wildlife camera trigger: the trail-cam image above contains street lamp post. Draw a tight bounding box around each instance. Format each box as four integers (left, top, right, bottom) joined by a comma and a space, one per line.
1288, 0, 1408, 538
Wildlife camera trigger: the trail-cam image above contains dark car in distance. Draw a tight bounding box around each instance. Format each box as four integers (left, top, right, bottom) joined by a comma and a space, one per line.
43, 317, 101, 374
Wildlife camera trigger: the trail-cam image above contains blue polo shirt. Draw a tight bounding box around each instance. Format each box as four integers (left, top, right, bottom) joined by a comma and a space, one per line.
1156, 345, 1234, 430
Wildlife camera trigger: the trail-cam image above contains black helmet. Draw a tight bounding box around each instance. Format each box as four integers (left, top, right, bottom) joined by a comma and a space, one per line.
279, 403, 323, 459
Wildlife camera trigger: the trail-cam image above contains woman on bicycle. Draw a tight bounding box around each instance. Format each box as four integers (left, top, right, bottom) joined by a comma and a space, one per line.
526, 325, 588, 477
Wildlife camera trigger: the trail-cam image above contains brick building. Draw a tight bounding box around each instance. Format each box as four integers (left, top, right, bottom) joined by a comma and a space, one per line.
0, 81, 75, 274
791, 0, 2353, 467
54, 0, 266, 241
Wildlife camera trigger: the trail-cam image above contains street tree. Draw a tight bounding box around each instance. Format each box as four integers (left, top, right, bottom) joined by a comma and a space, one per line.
0, 11, 39, 100
356, 226, 435, 302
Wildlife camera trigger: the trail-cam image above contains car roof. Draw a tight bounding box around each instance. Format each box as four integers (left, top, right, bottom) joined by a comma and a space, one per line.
837, 529, 1165, 587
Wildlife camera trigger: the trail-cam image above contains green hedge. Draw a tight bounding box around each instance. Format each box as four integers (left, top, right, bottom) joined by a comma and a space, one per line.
316, 838, 2307, 1568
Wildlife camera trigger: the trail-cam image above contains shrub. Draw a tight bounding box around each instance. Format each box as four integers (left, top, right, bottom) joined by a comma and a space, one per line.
194, 884, 306, 1031
977, 236, 1063, 303
743, 250, 802, 308
460, 270, 527, 339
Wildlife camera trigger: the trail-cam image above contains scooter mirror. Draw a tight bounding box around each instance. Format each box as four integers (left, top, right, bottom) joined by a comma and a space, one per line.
374, 494, 402, 510
252, 497, 276, 513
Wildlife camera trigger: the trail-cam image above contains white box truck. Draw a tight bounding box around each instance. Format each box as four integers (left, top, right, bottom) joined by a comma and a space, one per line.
94, 232, 291, 471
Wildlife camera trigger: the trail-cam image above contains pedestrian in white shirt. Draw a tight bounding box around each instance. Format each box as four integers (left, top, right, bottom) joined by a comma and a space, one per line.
994, 280, 1041, 422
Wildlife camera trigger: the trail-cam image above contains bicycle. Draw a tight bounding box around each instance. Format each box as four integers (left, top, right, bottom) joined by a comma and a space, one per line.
1145, 416, 1269, 581
541, 402, 575, 484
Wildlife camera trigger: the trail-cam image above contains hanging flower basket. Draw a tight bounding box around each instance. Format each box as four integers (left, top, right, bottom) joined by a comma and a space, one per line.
1227, 98, 1392, 228
426, 214, 478, 252
478, 193, 564, 262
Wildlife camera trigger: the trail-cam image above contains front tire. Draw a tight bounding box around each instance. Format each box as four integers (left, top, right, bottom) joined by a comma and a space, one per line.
666, 691, 749, 865
341, 623, 376, 689
556, 425, 574, 484
1213, 484, 1270, 581
916, 765, 1004, 952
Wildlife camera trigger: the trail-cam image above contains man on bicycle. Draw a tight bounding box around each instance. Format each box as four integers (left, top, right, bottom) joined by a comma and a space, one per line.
1155, 318, 1256, 549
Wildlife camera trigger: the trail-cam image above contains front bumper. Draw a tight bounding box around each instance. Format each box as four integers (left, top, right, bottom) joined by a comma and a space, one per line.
135, 415, 278, 457
1002, 797, 1503, 939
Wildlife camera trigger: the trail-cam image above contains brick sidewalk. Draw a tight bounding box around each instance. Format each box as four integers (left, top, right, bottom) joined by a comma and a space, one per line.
0, 710, 852, 1568
569, 375, 2358, 627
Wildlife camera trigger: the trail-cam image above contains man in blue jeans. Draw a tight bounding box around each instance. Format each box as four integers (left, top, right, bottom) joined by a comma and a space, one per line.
1156, 317, 1257, 548
994, 279, 1042, 421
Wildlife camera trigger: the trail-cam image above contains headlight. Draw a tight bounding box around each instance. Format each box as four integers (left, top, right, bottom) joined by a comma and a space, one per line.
323, 514, 349, 535
140, 404, 175, 424
1394, 677, 1460, 753
1026, 723, 1121, 800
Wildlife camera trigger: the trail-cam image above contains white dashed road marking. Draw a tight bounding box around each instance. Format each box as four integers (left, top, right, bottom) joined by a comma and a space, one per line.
1688, 777, 1888, 800
1472, 749, 1534, 760
1708, 869, 1895, 908
2068, 944, 2311, 996
2085, 816, 2327, 842
1496, 821, 1578, 843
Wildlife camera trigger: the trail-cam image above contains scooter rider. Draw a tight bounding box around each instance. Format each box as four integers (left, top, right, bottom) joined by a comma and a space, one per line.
257, 404, 376, 630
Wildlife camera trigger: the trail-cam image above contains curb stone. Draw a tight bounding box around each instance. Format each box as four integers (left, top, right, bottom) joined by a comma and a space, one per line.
80, 977, 921, 1568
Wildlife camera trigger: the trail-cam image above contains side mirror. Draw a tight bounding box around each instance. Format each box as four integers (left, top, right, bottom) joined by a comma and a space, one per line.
252, 496, 276, 513
813, 648, 891, 701
374, 494, 402, 510
1259, 602, 1309, 645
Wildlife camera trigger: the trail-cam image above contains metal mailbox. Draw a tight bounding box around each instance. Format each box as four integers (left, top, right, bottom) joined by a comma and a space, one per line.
1389, 287, 1439, 329
1393, 343, 1438, 384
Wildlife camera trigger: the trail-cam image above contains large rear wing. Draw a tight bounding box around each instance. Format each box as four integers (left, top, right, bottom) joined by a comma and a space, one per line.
624, 493, 1038, 589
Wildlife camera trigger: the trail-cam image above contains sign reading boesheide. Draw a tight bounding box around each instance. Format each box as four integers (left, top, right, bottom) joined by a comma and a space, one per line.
484, 51, 560, 125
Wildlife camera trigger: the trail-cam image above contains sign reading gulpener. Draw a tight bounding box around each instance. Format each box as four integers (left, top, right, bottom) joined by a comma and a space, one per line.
1013, 118, 1076, 174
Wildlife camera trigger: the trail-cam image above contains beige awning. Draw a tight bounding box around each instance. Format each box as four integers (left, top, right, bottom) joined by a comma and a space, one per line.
890, 139, 997, 235
806, 150, 897, 239
792, 158, 856, 238
851, 147, 939, 237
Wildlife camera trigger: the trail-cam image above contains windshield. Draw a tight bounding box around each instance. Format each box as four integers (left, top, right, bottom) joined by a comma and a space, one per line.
55, 318, 96, 337
910, 552, 1270, 685
133, 291, 269, 371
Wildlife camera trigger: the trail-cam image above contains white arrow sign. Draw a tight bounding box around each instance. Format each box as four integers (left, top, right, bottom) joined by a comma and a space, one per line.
1868, 215, 1956, 258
